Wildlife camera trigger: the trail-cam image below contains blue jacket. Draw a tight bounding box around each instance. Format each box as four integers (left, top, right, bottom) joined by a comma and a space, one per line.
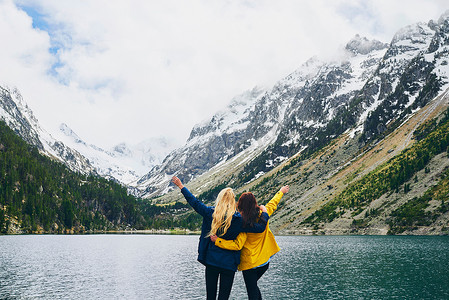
181, 187, 269, 271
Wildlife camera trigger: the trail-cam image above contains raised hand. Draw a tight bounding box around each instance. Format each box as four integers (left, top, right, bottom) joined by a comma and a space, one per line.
171, 176, 184, 189
259, 205, 267, 213
280, 185, 289, 194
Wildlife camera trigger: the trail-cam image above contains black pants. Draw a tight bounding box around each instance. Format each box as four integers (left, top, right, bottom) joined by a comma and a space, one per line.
242, 263, 270, 300
205, 264, 236, 300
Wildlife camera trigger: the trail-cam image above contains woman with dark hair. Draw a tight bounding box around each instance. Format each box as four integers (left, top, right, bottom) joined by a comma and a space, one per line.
171, 176, 270, 300
211, 185, 289, 300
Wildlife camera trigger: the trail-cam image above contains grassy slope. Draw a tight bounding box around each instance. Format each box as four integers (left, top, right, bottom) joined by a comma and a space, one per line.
280, 91, 449, 235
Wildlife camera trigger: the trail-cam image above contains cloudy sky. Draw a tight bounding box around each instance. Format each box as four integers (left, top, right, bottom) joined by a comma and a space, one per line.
1, 0, 448, 150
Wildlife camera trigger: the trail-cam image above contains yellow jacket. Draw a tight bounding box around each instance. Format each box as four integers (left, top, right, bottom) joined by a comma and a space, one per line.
215, 191, 284, 271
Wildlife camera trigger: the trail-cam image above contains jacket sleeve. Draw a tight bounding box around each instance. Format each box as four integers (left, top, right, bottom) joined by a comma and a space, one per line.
215, 232, 248, 250
181, 187, 211, 217
240, 212, 269, 233
266, 191, 284, 216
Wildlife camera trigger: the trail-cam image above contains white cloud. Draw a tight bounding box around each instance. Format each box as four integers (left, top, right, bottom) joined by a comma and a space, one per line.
0, 0, 448, 149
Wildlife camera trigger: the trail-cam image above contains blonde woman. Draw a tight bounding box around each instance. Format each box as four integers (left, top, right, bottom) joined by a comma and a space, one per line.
171, 176, 270, 300
211, 185, 289, 300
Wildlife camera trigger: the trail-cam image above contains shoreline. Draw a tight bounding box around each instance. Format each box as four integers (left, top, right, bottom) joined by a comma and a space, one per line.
1, 230, 448, 236
0, 229, 202, 235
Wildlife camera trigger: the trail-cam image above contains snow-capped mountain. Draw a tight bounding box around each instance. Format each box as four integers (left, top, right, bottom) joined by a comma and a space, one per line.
237, 12, 449, 183
0, 86, 95, 174
134, 86, 268, 195
0, 86, 176, 185
58, 123, 176, 184
136, 11, 449, 199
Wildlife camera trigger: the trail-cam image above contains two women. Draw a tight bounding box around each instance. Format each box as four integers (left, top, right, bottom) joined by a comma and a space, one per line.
211, 185, 289, 299
171, 176, 270, 300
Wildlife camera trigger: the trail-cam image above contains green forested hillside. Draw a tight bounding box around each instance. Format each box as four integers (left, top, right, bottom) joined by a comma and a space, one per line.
0, 121, 200, 234
303, 108, 449, 230
387, 165, 449, 234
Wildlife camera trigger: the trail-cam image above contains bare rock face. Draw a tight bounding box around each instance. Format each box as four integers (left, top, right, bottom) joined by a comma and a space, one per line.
345, 34, 389, 55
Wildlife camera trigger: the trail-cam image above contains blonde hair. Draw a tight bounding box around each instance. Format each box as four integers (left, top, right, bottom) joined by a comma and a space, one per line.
208, 187, 236, 237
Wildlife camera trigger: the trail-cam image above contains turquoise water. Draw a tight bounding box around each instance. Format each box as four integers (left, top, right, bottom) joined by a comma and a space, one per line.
1, 235, 448, 299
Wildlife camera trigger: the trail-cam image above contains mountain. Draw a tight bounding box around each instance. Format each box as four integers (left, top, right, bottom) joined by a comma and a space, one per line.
144, 12, 449, 235
0, 86, 176, 186
298, 98, 449, 235
134, 86, 269, 195
0, 86, 95, 175
58, 123, 176, 185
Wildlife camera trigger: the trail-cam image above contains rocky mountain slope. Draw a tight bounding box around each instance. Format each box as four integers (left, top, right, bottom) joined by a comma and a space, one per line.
151, 12, 449, 235
271, 89, 449, 235
138, 12, 449, 201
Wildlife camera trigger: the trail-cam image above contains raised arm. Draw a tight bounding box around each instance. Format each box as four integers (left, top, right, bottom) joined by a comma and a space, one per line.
213, 232, 248, 251
172, 176, 211, 217
266, 185, 289, 216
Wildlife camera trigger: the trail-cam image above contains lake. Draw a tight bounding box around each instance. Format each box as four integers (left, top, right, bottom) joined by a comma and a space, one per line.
1, 235, 448, 299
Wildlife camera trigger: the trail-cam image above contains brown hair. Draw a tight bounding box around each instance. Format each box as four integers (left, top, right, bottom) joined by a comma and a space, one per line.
237, 192, 261, 228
